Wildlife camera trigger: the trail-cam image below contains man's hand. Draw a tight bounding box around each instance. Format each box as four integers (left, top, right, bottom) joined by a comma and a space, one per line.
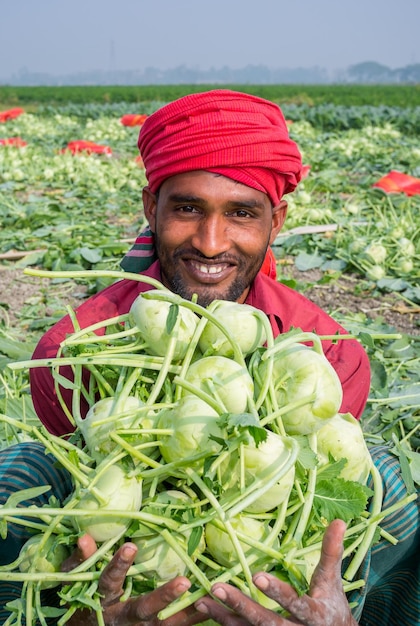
61, 534, 204, 626
194, 519, 359, 626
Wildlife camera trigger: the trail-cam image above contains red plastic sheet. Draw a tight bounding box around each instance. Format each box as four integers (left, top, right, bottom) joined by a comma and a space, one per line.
120, 114, 148, 127
372, 170, 420, 196
0, 108, 24, 123
301, 164, 311, 179
62, 140, 112, 156
0, 137, 27, 147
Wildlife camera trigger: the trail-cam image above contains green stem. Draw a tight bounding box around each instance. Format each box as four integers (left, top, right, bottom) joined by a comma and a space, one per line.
23, 267, 168, 291
223, 438, 298, 518
160, 528, 212, 591
291, 433, 318, 546
343, 460, 384, 581
263, 331, 325, 359
259, 393, 318, 428
60, 314, 132, 345
146, 326, 178, 406
110, 432, 162, 469
184, 467, 256, 598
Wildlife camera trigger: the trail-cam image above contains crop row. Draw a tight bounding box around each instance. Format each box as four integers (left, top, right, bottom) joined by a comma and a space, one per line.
1, 84, 420, 107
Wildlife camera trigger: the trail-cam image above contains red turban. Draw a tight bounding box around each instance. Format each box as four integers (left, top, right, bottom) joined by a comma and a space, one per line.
138, 90, 302, 206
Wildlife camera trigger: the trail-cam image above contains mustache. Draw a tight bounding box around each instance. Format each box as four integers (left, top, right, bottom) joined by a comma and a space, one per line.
172, 247, 241, 265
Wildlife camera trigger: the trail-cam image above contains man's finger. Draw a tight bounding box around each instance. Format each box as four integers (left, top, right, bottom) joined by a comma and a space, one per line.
98, 542, 138, 603
61, 534, 97, 573
201, 583, 289, 626
310, 519, 346, 589
195, 596, 249, 626
121, 576, 192, 623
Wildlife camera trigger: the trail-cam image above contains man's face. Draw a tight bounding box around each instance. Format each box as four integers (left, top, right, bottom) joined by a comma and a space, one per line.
143, 171, 287, 307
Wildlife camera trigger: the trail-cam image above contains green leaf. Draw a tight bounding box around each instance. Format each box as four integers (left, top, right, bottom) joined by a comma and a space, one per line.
79, 247, 103, 264
402, 285, 420, 304
3, 485, 51, 507
4, 395, 39, 423
377, 277, 409, 292
294, 251, 325, 271
166, 303, 179, 334
391, 436, 416, 494
358, 331, 375, 349
320, 259, 346, 272
208, 434, 228, 448
52, 371, 78, 390
0, 336, 37, 360
187, 526, 203, 556
15, 250, 46, 267
404, 450, 420, 487
279, 278, 298, 289
388, 384, 420, 409
226, 413, 268, 446
384, 337, 415, 359
5, 599, 24, 612
370, 361, 387, 390
316, 457, 348, 481
248, 426, 268, 447
313, 478, 373, 523
40, 606, 68, 617
227, 413, 260, 429
292, 435, 318, 470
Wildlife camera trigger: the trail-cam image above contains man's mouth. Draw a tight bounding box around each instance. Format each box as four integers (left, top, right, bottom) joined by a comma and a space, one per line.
190, 261, 228, 275
183, 258, 235, 282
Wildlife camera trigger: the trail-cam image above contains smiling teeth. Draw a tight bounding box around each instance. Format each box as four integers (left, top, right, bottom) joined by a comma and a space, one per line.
195, 263, 225, 275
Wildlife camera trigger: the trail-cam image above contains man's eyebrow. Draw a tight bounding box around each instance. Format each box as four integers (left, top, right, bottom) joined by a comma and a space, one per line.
167, 193, 266, 209
167, 193, 203, 204
225, 198, 267, 210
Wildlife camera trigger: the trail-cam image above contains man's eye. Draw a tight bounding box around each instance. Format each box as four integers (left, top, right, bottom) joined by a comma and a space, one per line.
178, 205, 198, 213
232, 209, 252, 218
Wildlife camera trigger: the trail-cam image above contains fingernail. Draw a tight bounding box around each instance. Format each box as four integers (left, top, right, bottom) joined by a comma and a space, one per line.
175, 580, 189, 594
195, 601, 209, 614
253, 574, 269, 590
212, 585, 227, 601
122, 545, 136, 559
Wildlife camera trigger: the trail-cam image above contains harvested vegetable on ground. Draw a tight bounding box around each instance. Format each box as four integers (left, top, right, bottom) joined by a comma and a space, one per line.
0, 269, 416, 625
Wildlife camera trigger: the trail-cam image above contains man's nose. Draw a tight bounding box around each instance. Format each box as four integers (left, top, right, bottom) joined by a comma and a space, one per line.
191, 216, 230, 257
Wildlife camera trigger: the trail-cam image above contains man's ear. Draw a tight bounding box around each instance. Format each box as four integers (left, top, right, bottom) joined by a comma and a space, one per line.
269, 200, 288, 244
142, 187, 157, 231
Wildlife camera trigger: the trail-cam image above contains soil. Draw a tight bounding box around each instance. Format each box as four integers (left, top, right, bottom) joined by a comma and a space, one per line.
0, 267, 88, 330
1, 265, 419, 337
279, 265, 419, 336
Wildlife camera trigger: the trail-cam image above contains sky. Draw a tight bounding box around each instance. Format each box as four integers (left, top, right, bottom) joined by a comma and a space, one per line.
0, 0, 419, 79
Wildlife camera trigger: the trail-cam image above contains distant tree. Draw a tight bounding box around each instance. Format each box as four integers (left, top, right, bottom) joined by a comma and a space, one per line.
394, 64, 420, 83
2, 61, 418, 86
346, 61, 392, 83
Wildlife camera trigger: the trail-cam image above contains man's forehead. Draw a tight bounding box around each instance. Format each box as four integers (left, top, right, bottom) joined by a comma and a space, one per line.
158, 171, 272, 207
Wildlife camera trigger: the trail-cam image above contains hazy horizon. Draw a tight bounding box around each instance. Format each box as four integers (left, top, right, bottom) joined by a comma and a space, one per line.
1, 0, 418, 80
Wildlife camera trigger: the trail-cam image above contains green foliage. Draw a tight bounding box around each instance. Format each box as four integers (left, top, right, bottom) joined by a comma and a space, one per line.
313, 478, 373, 523
1, 84, 420, 107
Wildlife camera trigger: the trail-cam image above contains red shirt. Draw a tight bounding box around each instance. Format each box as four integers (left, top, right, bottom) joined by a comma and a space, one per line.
30, 261, 370, 436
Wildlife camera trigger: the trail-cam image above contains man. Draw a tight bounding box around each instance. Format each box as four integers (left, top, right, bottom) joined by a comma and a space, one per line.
29, 90, 370, 436
1, 90, 418, 626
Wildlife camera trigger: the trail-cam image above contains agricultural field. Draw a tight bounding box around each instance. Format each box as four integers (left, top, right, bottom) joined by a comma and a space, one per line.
0, 88, 419, 623
0, 94, 419, 452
